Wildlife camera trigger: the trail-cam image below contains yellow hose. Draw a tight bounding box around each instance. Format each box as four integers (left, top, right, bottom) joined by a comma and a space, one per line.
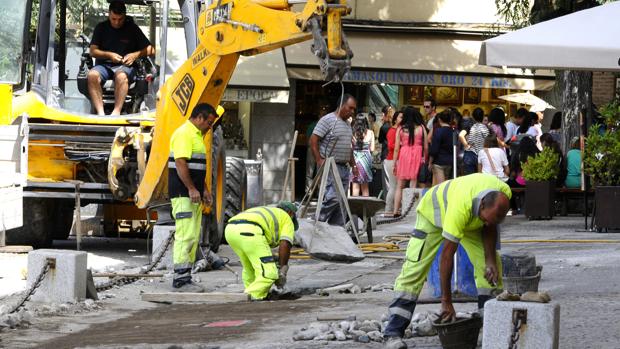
287, 238, 620, 260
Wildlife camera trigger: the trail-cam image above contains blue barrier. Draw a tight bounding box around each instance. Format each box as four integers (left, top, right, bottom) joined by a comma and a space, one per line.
428, 243, 478, 297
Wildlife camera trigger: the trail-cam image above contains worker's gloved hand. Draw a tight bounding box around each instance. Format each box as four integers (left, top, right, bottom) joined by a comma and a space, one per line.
275, 264, 289, 288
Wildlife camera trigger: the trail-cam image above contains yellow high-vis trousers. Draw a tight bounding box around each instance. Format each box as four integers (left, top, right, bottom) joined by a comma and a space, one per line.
171, 197, 202, 287
225, 223, 279, 300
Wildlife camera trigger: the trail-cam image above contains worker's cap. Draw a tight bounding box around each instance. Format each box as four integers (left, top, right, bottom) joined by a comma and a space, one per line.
277, 201, 299, 230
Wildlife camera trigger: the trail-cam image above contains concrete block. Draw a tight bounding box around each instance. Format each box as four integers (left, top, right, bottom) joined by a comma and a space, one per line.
152, 225, 175, 270
482, 300, 560, 349
27, 249, 87, 303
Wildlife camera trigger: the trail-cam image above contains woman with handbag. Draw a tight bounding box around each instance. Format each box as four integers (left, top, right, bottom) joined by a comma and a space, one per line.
392, 106, 428, 217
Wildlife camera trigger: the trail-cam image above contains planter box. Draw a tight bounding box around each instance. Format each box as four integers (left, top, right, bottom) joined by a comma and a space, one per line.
595, 186, 620, 231
525, 180, 555, 219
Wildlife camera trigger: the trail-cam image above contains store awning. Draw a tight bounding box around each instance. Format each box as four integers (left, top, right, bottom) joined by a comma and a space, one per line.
479, 2, 620, 71
226, 49, 290, 103
285, 32, 555, 90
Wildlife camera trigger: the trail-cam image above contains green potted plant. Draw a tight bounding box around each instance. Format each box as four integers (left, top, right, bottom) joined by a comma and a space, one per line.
584, 100, 620, 231
522, 147, 559, 219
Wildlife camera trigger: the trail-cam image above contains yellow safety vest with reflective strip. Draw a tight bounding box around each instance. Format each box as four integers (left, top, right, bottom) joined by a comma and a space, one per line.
416, 173, 512, 243
168, 120, 207, 198
229, 207, 295, 248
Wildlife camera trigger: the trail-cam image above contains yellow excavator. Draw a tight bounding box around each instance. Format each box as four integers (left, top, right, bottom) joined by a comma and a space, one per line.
1, 0, 352, 250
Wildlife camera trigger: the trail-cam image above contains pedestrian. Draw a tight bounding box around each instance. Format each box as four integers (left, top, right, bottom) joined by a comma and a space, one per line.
423, 97, 437, 132
488, 107, 507, 149
383, 110, 402, 217
428, 110, 454, 185
168, 103, 219, 292
460, 107, 490, 175
507, 136, 539, 188
549, 111, 562, 143
383, 173, 511, 349
505, 108, 527, 146
478, 135, 509, 182
379, 105, 395, 161
564, 137, 582, 189
540, 133, 567, 186
351, 114, 375, 197
392, 106, 427, 217
518, 112, 543, 151
224, 202, 299, 300
309, 94, 358, 226
369, 112, 381, 144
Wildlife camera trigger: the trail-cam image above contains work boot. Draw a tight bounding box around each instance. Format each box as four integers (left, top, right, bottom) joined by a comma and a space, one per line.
384, 336, 409, 349
172, 281, 205, 293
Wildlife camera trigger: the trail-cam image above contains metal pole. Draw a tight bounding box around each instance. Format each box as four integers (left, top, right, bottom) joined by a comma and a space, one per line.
159, 0, 170, 87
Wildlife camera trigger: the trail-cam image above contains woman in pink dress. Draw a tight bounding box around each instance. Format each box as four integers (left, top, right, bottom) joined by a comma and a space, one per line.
392, 106, 428, 217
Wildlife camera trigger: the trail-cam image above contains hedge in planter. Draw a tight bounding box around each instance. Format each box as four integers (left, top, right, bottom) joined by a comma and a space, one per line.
522, 147, 559, 220
584, 101, 620, 231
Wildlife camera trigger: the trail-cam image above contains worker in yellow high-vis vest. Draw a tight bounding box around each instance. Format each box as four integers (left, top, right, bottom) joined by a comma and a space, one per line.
168, 103, 221, 292
225, 202, 299, 300
383, 173, 511, 349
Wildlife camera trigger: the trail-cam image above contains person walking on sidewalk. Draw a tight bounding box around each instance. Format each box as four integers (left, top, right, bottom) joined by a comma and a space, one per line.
383, 109, 402, 217
168, 103, 219, 292
309, 94, 359, 226
392, 106, 427, 217
383, 173, 511, 349
224, 202, 299, 300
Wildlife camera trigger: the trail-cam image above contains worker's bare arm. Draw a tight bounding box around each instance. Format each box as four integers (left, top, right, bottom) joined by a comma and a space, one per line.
278, 240, 292, 267
482, 225, 499, 285
310, 134, 324, 167
89, 45, 122, 64
439, 240, 458, 322
174, 158, 201, 203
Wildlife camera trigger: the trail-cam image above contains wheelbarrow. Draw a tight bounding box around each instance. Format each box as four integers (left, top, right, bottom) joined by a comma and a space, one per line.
347, 197, 385, 243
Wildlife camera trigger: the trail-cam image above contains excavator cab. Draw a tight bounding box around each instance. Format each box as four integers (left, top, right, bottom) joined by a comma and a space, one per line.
29, 0, 161, 115
75, 32, 157, 115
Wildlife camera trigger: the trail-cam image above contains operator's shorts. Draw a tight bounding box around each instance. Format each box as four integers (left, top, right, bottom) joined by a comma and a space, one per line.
92, 63, 136, 83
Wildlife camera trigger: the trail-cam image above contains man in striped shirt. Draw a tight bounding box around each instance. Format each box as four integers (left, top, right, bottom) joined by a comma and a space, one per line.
383, 174, 511, 349
310, 94, 358, 226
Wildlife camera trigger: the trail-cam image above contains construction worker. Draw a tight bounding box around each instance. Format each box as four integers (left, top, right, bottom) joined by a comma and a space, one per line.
168, 103, 220, 292
383, 173, 511, 349
225, 202, 299, 300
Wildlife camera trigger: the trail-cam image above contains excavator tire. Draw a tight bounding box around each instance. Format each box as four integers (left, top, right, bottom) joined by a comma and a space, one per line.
50, 200, 75, 240
203, 127, 226, 253
6, 198, 53, 248
224, 157, 247, 225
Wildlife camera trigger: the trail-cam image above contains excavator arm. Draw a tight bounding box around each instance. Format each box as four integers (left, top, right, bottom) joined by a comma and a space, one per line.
133, 0, 352, 208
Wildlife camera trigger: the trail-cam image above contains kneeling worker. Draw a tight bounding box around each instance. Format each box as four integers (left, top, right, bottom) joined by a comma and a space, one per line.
383, 173, 511, 349
225, 202, 299, 300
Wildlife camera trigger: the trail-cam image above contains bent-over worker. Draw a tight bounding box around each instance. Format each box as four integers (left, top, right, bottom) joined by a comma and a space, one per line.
383, 173, 511, 349
168, 103, 219, 292
225, 202, 299, 300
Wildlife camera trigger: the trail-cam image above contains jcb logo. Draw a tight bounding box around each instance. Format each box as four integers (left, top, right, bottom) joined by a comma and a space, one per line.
172, 74, 195, 116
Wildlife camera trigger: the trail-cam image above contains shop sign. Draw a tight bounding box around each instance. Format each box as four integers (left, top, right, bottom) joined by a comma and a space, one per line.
343, 70, 554, 90
223, 88, 289, 103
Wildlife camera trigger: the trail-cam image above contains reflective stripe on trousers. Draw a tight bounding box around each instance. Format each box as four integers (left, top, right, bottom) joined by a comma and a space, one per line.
171, 197, 202, 287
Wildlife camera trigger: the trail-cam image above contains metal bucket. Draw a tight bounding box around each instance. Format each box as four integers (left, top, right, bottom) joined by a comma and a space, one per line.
503, 266, 542, 294
244, 159, 263, 208
432, 316, 482, 349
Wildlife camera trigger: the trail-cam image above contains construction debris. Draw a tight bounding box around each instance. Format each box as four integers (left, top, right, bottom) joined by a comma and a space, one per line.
496, 290, 552, 303
293, 319, 385, 343
294, 220, 365, 263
